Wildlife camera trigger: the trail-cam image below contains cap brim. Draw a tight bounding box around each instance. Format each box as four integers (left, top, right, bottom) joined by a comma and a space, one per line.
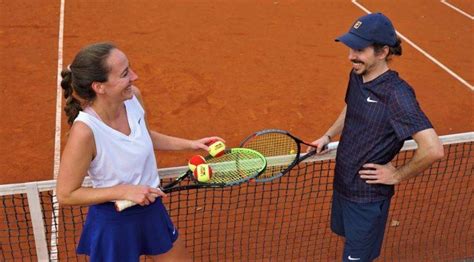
335, 32, 372, 49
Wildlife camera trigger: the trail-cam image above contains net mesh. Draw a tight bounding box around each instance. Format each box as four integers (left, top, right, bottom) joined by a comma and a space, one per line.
0, 136, 472, 261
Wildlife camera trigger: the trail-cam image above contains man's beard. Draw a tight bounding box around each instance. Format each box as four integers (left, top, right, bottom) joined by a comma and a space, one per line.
351, 59, 367, 75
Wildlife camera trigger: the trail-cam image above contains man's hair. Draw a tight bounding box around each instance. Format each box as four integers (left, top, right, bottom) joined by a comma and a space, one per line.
373, 36, 402, 61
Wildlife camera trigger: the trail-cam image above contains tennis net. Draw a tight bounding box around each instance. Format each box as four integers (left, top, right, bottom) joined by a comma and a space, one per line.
0, 132, 472, 261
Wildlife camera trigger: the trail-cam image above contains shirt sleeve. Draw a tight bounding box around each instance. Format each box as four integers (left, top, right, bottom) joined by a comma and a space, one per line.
388, 85, 433, 141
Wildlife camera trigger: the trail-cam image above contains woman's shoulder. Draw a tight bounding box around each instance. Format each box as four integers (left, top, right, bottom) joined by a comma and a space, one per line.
64, 119, 96, 163
69, 120, 94, 142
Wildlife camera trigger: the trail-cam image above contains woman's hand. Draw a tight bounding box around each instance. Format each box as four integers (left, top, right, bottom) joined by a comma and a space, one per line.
116, 184, 167, 206
191, 136, 226, 151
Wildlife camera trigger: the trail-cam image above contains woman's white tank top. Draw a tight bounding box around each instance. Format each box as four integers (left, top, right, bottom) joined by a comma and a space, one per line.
74, 96, 160, 188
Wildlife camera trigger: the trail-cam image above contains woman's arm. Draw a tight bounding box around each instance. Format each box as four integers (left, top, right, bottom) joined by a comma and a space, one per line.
56, 122, 163, 206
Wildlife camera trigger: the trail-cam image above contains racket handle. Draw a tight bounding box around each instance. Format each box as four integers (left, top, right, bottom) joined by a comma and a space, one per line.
115, 200, 136, 212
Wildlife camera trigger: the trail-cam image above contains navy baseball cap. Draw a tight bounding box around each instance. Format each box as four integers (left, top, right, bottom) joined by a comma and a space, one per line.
336, 13, 397, 49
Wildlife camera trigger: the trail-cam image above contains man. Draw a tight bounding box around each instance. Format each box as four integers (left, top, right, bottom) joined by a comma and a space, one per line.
309, 13, 444, 262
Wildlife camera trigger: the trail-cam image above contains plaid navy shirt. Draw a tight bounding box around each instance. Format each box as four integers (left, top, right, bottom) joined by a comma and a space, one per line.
335, 70, 433, 202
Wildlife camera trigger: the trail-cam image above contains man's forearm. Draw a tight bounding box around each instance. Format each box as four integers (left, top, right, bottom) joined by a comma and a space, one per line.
325, 106, 346, 139
393, 129, 444, 183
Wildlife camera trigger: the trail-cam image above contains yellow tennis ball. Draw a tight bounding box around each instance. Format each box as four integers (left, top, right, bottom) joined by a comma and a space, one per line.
188, 155, 206, 172
290, 149, 296, 154
193, 164, 213, 182
208, 140, 226, 157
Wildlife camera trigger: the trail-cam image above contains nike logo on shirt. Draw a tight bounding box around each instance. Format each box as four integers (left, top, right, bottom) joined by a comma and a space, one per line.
367, 97, 378, 103
348, 255, 361, 260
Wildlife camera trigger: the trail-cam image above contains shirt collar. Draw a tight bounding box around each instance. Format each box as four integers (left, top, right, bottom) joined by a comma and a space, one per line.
353, 69, 397, 89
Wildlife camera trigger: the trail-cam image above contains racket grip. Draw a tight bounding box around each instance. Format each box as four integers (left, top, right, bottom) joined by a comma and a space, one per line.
115, 200, 137, 212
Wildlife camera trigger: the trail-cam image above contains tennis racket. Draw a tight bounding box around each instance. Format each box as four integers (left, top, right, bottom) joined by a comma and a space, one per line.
115, 148, 267, 211
240, 129, 329, 182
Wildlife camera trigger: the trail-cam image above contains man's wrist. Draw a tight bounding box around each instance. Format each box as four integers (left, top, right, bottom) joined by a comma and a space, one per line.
392, 169, 403, 185
324, 134, 332, 141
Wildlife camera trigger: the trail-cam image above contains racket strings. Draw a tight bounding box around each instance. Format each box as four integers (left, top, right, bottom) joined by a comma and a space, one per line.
245, 133, 297, 156
206, 150, 266, 184
242, 133, 299, 180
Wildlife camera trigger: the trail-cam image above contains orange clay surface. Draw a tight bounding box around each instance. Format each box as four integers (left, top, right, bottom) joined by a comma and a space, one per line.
0, 1, 472, 261
0, 0, 472, 185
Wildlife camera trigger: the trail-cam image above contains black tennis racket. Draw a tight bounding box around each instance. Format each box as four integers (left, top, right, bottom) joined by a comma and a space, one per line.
240, 129, 329, 182
115, 148, 267, 211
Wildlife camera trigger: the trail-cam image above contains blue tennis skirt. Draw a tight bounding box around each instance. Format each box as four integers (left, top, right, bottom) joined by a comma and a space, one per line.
77, 198, 179, 262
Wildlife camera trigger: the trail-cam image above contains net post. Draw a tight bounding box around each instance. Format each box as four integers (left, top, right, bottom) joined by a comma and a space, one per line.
25, 182, 50, 261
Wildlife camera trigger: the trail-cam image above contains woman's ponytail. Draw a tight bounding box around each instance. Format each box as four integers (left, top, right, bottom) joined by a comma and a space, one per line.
61, 69, 82, 125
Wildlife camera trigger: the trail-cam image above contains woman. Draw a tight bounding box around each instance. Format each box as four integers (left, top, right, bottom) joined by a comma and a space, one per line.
57, 42, 222, 261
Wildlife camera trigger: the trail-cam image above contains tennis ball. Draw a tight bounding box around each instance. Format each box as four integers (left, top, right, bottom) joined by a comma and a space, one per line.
208, 140, 226, 157
188, 155, 206, 172
193, 164, 213, 182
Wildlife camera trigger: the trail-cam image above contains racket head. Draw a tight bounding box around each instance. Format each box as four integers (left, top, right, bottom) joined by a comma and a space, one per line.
118, 148, 267, 209
240, 129, 302, 182
164, 148, 267, 193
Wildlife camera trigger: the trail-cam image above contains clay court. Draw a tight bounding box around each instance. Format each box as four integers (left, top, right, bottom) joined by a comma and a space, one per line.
0, 0, 472, 261
0, 0, 472, 184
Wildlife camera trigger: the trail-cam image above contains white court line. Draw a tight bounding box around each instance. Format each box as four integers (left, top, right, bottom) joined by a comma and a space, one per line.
352, 0, 473, 91
50, 0, 66, 260
441, 0, 474, 20
54, 3, 65, 180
